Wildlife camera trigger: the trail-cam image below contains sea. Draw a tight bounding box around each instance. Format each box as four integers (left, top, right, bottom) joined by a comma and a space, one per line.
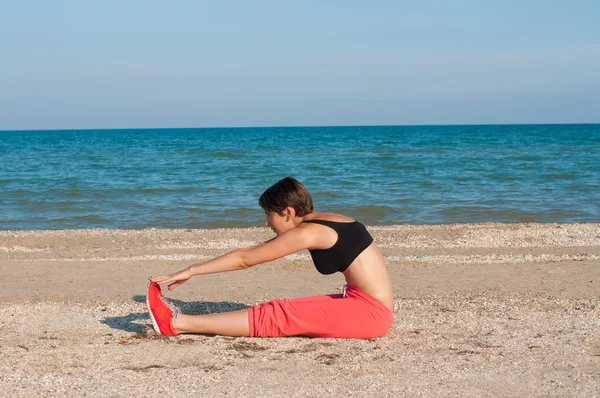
0, 124, 598, 230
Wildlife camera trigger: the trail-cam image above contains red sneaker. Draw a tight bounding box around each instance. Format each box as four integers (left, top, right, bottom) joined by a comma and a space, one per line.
146, 282, 180, 336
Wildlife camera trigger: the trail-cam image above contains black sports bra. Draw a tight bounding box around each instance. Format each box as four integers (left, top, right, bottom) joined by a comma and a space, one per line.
303, 219, 373, 275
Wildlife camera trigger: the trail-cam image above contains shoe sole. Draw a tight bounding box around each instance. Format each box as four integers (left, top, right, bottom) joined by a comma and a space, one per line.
146, 283, 162, 334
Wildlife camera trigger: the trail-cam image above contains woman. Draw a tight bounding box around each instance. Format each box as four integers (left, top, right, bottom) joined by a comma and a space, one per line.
148, 177, 394, 338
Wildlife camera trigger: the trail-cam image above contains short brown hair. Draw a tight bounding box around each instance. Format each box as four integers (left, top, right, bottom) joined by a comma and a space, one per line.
259, 177, 314, 217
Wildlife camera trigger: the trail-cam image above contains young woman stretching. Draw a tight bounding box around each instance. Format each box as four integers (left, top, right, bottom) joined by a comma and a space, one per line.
147, 177, 394, 338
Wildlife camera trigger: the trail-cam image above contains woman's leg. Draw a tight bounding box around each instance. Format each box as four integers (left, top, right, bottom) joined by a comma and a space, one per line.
173, 310, 250, 337
149, 281, 390, 338
171, 293, 342, 336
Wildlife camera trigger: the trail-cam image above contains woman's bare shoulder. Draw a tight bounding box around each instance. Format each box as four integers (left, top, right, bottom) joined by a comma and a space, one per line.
304, 212, 355, 223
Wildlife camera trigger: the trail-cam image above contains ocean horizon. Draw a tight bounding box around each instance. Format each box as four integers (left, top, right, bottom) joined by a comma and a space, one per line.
4, 122, 599, 132
1, 124, 599, 230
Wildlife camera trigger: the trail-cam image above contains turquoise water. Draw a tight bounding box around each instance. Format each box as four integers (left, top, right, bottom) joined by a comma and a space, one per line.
1, 124, 598, 229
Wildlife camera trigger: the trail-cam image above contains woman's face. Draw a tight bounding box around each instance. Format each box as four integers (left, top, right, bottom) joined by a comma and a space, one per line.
264, 211, 288, 235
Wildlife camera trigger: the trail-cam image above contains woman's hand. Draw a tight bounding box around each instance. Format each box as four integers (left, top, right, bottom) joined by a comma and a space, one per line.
150, 268, 192, 290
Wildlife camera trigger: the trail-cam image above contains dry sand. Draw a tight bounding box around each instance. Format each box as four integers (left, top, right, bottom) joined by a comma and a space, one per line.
0, 223, 599, 397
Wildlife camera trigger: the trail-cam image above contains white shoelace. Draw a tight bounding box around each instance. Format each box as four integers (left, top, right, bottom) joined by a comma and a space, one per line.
159, 294, 181, 319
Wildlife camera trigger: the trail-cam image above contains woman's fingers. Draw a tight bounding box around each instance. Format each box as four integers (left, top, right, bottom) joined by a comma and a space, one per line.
150, 268, 191, 287
150, 275, 175, 284
150, 274, 188, 288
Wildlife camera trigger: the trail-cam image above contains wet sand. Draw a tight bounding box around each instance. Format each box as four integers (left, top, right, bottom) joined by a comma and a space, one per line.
1, 224, 599, 397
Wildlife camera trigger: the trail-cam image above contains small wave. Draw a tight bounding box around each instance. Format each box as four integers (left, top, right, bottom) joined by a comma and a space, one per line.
313, 191, 342, 199
61, 190, 88, 198
508, 156, 541, 162
389, 164, 422, 171
352, 205, 396, 217
210, 151, 239, 158
43, 215, 113, 228
435, 206, 594, 223
1, 189, 37, 196
138, 187, 197, 194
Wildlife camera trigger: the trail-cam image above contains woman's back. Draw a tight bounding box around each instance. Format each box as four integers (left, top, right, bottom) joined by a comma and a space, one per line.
303, 212, 394, 311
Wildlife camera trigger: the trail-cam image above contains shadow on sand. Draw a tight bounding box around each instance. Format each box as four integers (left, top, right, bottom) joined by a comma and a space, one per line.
101, 295, 250, 333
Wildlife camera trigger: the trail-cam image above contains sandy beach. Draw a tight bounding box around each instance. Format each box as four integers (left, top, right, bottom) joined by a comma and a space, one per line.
1, 223, 599, 397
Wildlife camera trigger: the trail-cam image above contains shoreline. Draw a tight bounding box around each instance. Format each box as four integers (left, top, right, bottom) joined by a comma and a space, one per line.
1, 223, 599, 396
3, 220, 600, 230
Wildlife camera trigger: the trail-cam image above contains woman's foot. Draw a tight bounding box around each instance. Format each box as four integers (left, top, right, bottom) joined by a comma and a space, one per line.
146, 282, 180, 336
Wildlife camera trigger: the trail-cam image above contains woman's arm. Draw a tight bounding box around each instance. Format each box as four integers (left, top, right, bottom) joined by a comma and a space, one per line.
150, 225, 315, 290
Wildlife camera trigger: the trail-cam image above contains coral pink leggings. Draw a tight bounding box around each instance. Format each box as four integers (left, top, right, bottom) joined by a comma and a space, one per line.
247, 285, 393, 338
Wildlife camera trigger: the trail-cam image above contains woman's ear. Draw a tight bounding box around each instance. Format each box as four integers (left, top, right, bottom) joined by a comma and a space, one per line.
284, 207, 295, 222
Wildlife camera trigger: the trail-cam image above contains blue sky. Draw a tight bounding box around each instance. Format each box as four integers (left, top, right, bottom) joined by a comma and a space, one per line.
1, 1, 599, 129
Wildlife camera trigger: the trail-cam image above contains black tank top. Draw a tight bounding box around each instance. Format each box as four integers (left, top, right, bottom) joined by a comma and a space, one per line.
303, 219, 374, 275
